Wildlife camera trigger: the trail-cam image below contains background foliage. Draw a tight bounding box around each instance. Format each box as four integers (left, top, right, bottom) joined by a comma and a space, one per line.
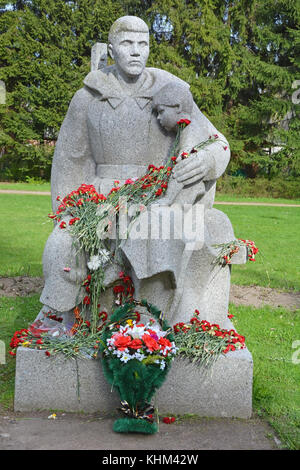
0, 0, 299, 181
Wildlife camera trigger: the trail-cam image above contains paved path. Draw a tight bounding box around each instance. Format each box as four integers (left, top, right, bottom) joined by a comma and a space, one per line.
0, 410, 281, 450
0, 189, 51, 196
214, 201, 300, 207
1, 189, 299, 206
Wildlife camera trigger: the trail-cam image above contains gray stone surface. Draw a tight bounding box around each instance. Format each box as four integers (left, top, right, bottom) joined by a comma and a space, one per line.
40, 218, 87, 312
0, 412, 279, 450
91, 43, 107, 71
15, 345, 252, 419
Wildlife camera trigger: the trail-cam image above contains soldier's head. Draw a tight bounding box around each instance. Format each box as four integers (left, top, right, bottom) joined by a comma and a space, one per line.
108, 16, 150, 78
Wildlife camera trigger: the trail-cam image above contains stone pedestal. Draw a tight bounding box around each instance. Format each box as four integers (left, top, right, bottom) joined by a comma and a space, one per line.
14, 345, 252, 418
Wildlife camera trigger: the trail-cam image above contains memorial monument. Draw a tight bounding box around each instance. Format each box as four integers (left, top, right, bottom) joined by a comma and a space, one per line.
14, 16, 253, 418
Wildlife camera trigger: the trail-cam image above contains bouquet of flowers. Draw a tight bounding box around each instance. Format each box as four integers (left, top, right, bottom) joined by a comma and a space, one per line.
100, 299, 177, 434
47, 120, 224, 333
173, 309, 246, 367
212, 239, 259, 266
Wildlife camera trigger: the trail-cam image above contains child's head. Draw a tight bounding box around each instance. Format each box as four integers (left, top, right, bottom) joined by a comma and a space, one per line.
152, 82, 193, 132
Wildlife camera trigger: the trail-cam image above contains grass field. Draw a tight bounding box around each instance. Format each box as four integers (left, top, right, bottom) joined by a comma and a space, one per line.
1, 193, 300, 290
0, 182, 51, 192
229, 303, 300, 450
222, 204, 300, 290
215, 194, 300, 205
0, 194, 52, 276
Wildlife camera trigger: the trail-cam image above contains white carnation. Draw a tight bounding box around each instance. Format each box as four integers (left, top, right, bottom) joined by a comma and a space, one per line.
87, 255, 101, 271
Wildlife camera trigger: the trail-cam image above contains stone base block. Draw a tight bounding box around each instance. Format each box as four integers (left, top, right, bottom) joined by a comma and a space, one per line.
14, 346, 252, 419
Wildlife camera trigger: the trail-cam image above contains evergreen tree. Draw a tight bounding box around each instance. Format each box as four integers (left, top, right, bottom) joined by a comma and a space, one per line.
0, 0, 124, 180
127, 0, 300, 178
1, 0, 299, 180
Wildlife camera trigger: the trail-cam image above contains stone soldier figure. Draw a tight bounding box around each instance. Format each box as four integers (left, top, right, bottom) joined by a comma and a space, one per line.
40, 16, 236, 325
16, 15, 252, 420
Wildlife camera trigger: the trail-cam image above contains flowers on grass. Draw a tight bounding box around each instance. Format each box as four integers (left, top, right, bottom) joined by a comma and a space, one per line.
104, 318, 177, 368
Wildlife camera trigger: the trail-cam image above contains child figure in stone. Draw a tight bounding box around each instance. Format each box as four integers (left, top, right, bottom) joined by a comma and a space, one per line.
152, 82, 206, 206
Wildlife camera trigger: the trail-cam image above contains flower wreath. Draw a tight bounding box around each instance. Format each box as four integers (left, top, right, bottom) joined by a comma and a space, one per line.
99, 298, 177, 434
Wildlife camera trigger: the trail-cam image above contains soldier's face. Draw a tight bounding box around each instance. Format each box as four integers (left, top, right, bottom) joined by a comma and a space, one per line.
109, 31, 149, 77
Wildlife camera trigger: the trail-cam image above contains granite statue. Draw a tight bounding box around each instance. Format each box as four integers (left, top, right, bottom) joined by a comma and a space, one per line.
38, 15, 241, 327
15, 16, 253, 419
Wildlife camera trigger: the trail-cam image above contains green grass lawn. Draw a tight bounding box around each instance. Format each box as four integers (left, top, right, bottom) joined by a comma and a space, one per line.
0, 193, 300, 291
0, 194, 52, 276
0, 295, 299, 449
218, 205, 300, 291
215, 194, 300, 205
0, 182, 51, 192
229, 303, 300, 450
0, 295, 40, 409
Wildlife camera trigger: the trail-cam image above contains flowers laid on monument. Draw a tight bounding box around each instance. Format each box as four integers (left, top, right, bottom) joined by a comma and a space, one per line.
9, 310, 107, 359
213, 239, 259, 266
99, 299, 177, 434
103, 314, 177, 369
46, 121, 226, 334
173, 309, 245, 367
87, 249, 110, 271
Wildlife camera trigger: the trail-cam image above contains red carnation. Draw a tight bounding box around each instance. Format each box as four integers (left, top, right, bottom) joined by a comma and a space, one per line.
114, 335, 132, 351
99, 311, 108, 321
158, 337, 172, 349
177, 119, 191, 126
69, 217, 80, 225
129, 339, 143, 350
142, 333, 160, 352
113, 285, 125, 294
163, 416, 176, 424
